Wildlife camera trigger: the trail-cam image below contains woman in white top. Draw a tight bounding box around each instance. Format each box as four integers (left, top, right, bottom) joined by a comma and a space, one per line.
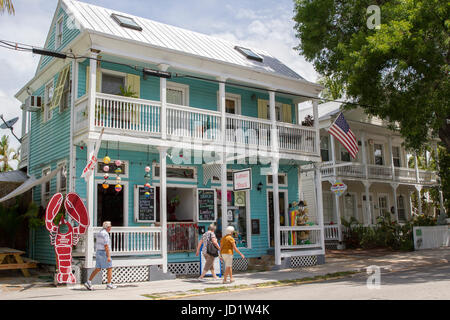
196, 224, 220, 280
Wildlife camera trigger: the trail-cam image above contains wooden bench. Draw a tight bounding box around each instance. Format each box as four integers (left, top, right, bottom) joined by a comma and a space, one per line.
0, 247, 37, 277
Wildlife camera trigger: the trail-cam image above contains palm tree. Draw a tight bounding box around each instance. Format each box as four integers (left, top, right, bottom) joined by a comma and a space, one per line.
0, 135, 19, 172
0, 0, 15, 15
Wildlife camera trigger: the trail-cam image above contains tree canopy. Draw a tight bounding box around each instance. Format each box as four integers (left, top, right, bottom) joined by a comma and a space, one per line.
293, 0, 449, 152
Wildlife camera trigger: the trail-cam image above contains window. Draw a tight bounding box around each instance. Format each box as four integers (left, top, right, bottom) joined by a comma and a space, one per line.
42, 167, 51, 206
266, 103, 282, 121
111, 13, 142, 31
97, 160, 127, 177
267, 173, 287, 186
167, 82, 189, 106
234, 46, 263, 62
55, 16, 63, 48
397, 195, 406, 222
212, 170, 233, 182
392, 146, 401, 167
374, 143, 384, 165
44, 81, 54, 122
341, 146, 351, 162
60, 72, 71, 112
57, 162, 67, 194
217, 92, 242, 114
153, 165, 197, 181
320, 136, 330, 162
322, 192, 334, 224
102, 73, 125, 95
378, 195, 388, 216
343, 193, 357, 221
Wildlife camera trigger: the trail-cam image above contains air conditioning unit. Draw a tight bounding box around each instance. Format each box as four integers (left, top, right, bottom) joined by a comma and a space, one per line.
22, 96, 42, 112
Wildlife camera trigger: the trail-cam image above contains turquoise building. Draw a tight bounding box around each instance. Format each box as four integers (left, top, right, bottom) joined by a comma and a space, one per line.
15, 0, 326, 282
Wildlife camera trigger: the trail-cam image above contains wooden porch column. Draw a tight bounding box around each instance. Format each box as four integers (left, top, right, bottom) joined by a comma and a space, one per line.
388, 136, 395, 180
434, 143, 446, 217
159, 64, 169, 140
391, 183, 399, 221
315, 165, 326, 256
271, 159, 281, 266
69, 59, 78, 193
312, 99, 320, 155
415, 185, 423, 214
361, 132, 368, 179
85, 140, 95, 268
363, 181, 372, 225
218, 78, 228, 236
158, 146, 168, 273
88, 50, 98, 131
414, 153, 420, 183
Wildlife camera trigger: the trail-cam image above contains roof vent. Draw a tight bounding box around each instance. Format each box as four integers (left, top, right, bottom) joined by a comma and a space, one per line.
234, 46, 263, 62
111, 13, 142, 31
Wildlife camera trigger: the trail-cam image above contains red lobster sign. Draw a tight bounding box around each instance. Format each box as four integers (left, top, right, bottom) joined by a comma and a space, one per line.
45, 193, 90, 284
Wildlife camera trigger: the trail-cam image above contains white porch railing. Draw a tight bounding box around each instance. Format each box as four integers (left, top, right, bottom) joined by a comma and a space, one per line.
394, 167, 416, 182
324, 225, 340, 241
167, 103, 221, 141
280, 226, 322, 249
92, 227, 162, 256
367, 164, 392, 180
226, 114, 272, 148
95, 93, 161, 134
277, 123, 317, 154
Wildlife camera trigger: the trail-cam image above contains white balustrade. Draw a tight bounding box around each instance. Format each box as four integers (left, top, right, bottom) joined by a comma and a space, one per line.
95, 93, 161, 134
395, 167, 417, 182
166, 103, 221, 141
324, 225, 340, 240
92, 227, 162, 256
279, 226, 322, 249
277, 123, 317, 154
367, 165, 392, 180
226, 114, 272, 148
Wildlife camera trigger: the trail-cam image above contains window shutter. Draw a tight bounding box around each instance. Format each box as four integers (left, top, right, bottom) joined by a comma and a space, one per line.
282, 104, 292, 123
126, 74, 140, 98
85, 66, 102, 95
50, 65, 70, 109
257, 99, 268, 119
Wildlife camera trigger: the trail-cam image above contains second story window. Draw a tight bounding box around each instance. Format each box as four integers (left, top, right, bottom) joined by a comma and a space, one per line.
57, 162, 67, 194
167, 82, 189, 106
374, 143, 384, 165
42, 167, 51, 206
55, 16, 63, 48
320, 136, 330, 162
102, 73, 125, 95
44, 81, 54, 122
392, 146, 401, 167
341, 145, 351, 162
266, 103, 282, 121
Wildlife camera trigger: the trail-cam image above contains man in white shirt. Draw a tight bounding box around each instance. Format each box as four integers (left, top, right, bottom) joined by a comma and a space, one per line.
84, 221, 117, 290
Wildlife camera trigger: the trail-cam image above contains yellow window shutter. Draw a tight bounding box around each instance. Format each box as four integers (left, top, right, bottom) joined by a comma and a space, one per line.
257, 99, 268, 119
282, 104, 292, 123
126, 74, 140, 98
51, 64, 70, 109
85, 66, 101, 95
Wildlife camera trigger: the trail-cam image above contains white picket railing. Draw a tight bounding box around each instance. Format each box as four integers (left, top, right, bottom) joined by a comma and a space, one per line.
279, 226, 322, 249
367, 164, 392, 180
166, 103, 221, 141
394, 167, 417, 182
95, 93, 161, 134
277, 123, 317, 154
92, 227, 162, 256
226, 114, 272, 148
324, 225, 340, 241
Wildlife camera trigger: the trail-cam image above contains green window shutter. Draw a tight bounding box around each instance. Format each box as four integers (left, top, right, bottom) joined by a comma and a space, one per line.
282, 104, 292, 123
257, 99, 268, 119
126, 74, 140, 98
50, 64, 70, 109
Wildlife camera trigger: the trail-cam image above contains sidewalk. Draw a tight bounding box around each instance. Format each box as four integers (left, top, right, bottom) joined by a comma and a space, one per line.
1, 247, 448, 300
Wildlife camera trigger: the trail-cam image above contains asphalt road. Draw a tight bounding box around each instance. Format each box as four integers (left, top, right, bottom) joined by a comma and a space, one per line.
180, 263, 450, 300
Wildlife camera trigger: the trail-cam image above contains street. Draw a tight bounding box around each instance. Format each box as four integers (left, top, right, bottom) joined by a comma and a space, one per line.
181, 263, 450, 300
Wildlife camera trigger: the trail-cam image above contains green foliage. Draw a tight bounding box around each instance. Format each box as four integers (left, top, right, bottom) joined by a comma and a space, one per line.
119, 85, 138, 98
0, 135, 19, 172
293, 0, 450, 152
0, 0, 15, 15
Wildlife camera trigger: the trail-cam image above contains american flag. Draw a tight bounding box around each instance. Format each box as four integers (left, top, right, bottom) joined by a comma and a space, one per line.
328, 113, 358, 159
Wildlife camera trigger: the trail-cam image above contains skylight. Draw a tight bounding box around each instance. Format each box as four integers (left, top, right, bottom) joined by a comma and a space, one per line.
111, 13, 142, 31
234, 46, 263, 62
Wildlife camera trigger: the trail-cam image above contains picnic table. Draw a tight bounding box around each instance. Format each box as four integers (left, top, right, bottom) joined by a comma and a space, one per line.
0, 247, 37, 277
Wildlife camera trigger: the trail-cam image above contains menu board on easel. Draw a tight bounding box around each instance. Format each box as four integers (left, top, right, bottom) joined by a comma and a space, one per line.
197, 188, 216, 222
134, 185, 156, 223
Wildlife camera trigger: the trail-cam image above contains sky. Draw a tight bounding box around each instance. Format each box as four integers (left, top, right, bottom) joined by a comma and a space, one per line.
0, 0, 318, 168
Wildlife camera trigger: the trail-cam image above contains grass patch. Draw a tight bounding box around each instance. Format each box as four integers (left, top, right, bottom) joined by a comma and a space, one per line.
142, 294, 162, 299
204, 286, 228, 292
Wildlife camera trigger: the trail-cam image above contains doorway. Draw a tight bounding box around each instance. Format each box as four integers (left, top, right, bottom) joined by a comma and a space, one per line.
267, 190, 288, 248
96, 183, 124, 227
362, 193, 375, 225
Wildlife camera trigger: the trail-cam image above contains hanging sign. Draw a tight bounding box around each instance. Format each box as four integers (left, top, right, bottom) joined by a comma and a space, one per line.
233, 168, 252, 191
81, 127, 104, 182
197, 189, 216, 222
331, 181, 347, 196
134, 185, 156, 222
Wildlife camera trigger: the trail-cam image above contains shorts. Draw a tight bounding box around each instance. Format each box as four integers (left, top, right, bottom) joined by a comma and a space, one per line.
221, 253, 233, 268
95, 250, 112, 269
202, 253, 216, 272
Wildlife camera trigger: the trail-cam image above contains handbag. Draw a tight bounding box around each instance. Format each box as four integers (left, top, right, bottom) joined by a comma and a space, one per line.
206, 232, 219, 257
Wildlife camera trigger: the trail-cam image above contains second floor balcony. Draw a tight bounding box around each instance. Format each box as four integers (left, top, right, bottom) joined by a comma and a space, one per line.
321, 161, 438, 185
74, 92, 319, 157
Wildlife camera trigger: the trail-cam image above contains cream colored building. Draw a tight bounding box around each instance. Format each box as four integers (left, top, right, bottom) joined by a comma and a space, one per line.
301, 102, 444, 247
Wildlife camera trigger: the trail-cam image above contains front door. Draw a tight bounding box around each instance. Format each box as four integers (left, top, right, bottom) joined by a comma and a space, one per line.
268, 191, 287, 248
97, 183, 124, 227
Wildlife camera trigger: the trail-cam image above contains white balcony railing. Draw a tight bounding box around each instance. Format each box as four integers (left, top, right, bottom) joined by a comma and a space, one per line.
92, 227, 162, 256
226, 114, 272, 148
324, 225, 340, 241
367, 164, 392, 180
277, 123, 317, 154
280, 226, 322, 249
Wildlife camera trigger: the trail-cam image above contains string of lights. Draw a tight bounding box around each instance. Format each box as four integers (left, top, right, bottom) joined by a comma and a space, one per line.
0, 38, 365, 108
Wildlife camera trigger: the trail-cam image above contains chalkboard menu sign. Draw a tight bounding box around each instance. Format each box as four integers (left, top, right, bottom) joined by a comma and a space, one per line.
134, 185, 156, 222
198, 189, 216, 222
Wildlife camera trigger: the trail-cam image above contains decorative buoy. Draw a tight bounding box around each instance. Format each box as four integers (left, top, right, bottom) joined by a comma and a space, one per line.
144, 183, 151, 189
103, 173, 109, 180
103, 165, 110, 172
102, 183, 109, 189
144, 172, 151, 179
145, 191, 150, 198
115, 184, 122, 192
114, 167, 122, 174
116, 176, 121, 183
145, 166, 151, 173
103, 156, 111, 164
115, 160, 122, 167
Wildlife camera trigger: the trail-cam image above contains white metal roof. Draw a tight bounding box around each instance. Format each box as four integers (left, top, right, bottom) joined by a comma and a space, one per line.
63, 0, 306, 81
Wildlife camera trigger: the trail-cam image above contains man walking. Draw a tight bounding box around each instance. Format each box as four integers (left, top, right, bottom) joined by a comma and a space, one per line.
84, 221, 117, 290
